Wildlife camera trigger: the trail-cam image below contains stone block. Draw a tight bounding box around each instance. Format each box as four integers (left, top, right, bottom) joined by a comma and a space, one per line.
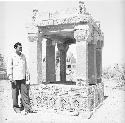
76, 41, 87, 80
28, 42, 37, 84
98, 83, 104, 103
88, 85, 95, 111
29, 82, 104, 117
28, 35, 38, 42
30, 84, 94, 112
94, 85, 99, 108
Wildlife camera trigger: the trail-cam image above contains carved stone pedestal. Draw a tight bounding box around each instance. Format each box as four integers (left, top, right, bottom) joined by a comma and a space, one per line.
29, 82, 104, 119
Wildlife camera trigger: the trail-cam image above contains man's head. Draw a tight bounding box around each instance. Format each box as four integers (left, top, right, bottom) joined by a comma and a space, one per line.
14, 42, 22, 55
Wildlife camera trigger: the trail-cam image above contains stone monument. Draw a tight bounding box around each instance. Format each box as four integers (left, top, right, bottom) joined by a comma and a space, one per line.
26, 1, 104, 118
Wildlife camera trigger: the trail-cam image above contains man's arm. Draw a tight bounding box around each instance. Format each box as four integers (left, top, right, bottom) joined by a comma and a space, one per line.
7, 56, 13, 82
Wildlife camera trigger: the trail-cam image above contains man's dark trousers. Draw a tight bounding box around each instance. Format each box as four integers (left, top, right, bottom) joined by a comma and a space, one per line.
11, 79, 30, 111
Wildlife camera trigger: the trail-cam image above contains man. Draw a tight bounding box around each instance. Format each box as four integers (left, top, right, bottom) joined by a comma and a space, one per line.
7, 42, 31, 115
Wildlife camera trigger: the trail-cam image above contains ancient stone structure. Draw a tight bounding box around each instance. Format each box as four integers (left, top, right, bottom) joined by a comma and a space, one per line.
26, 2, 104, 118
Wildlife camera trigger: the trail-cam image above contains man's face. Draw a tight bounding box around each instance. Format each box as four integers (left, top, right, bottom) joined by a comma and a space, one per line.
16, 45, 22, 53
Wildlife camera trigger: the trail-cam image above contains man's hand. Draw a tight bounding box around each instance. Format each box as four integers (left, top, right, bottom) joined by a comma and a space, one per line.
26, 73, 30, 85
26, 80, 30, 85
8, 75, 14, 83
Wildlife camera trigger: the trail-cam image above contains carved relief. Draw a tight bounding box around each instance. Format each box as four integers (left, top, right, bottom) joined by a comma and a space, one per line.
28, 35, 38, 42
74, 25, 90, 42
29, 84, 103, 114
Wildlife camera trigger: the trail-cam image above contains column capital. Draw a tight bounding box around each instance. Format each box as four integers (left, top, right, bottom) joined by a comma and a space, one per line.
28, 33, 38, 42
57, 43, 69, 52
74, 24, 90, 42
96, 40, 104, 49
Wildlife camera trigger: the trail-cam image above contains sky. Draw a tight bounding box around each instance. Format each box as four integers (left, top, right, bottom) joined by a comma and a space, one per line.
0, 0, 125, 67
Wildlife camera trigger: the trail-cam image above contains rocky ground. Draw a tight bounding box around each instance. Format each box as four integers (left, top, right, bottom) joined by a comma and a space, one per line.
0, 80, 125, 123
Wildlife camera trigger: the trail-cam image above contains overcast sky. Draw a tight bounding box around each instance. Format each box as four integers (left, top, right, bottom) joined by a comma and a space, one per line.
0, 0, 125, 67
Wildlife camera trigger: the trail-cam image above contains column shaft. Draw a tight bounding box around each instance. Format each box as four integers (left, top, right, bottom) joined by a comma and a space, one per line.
60, 50, 66, 82
96, 48, 102, 83
76, 41, 87, 80
37, 32, 42, 83
88, 43, 97, 85
46, 39, 56, 82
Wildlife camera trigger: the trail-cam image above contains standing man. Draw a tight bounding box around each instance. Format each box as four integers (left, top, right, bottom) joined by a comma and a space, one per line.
7, 42, 31, 115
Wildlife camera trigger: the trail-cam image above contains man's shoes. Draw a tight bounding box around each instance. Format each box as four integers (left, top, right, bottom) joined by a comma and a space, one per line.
20, 108, 37, 115
13, 107, 21, 113
28, 109, 37, 113
20, 106, 24, 111
21, 110, 28, 115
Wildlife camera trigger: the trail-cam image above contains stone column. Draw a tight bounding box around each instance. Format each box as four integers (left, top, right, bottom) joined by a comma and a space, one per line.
28, 41, 37, 84
96, 40, 102, 83
41, 39, 46, 82
57, 43, 69, 82
27, 32, 39, 84
37, 32, 43, 84
74, 25, 89, 83
46, 39, 56, 82
55, 46, 60, 81
88, 43, 97, 85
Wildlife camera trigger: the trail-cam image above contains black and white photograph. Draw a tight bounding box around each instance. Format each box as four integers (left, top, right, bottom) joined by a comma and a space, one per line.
0, 0, 125, 123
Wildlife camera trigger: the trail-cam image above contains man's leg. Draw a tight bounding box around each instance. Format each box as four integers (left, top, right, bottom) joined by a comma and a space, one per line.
11, 81, 18, 108
20, 97, 24, 111
20, 80, 31, 113
18, 81, 24, 111
11, 81, 20, 113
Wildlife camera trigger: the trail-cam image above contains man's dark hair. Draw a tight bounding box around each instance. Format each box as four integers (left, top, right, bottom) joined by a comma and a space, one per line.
14, 42, 22, 49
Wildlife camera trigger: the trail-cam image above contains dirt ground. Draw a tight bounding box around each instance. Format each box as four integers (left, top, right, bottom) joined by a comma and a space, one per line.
0, 80, 125, 123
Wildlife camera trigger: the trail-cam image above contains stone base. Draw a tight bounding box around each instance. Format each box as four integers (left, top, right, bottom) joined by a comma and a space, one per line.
29, 82, 104, 119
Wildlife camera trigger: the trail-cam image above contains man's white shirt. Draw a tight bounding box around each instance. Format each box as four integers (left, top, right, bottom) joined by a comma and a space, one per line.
7, 52, 27, 80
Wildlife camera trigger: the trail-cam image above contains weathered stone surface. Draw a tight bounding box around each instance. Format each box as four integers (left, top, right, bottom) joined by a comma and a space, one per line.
46, 39, 56, 82
57, 43, 68, 82
75, 41, 87, 80
74, 25, 90, 42
88, 43, 97, 85
29, 83, 103, 117
96, 48, 102, 83
28, 41, 37, 84
37, 33, 43, 83
26, 2, 104, 118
